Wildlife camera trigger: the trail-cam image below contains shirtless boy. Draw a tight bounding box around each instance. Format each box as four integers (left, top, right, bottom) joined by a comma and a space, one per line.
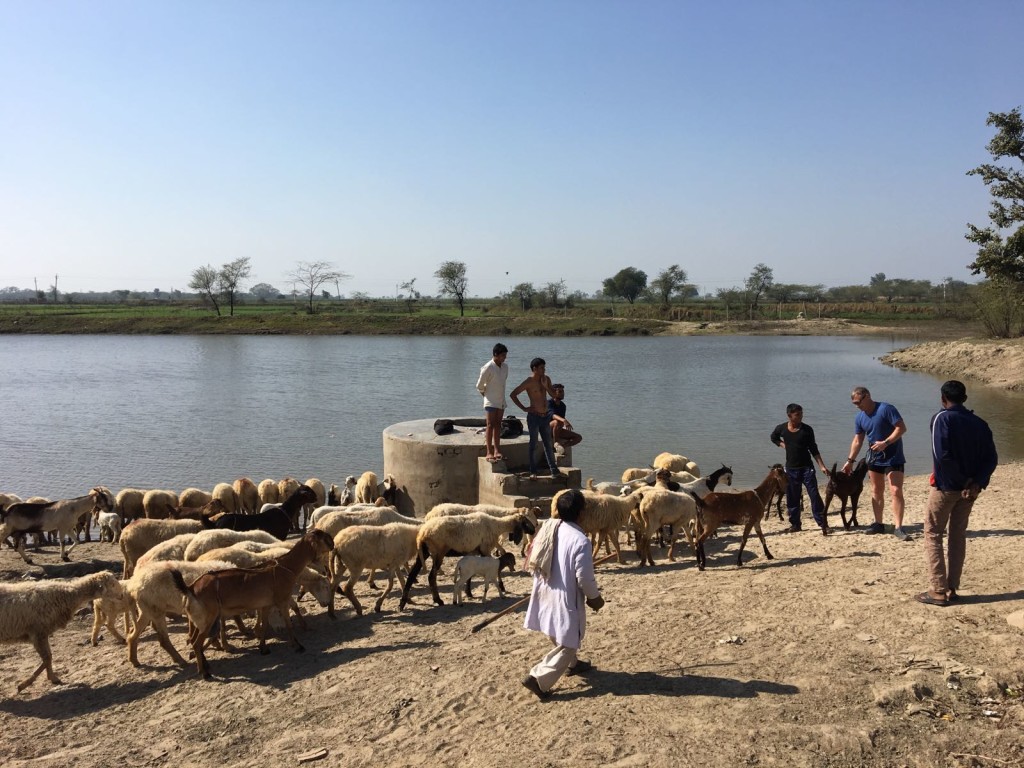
510, 357, 561, 477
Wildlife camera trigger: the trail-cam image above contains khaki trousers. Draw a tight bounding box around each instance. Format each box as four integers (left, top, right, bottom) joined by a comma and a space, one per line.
924, 487, 974, 594
529, 640, 577, 692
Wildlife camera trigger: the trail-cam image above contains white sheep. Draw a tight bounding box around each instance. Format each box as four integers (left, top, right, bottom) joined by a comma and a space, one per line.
178, 487, 213, 509
277, 477, 301, 530
0, 486, 115, 564
452, 552, 516, 605
652, 452, 692, 473
133, 532, 199, 571
232, 477, 260, 514
425, 501, 540, 557
97, 510, 123, 543
330, 522, 422, 616
210, 483, 238, 515
182, 528, 282, 561
115, 488, 146, 524
0, 571, 124, 692
257, 478, 280, 507
300, 477, 326, 529
354, 471, 379, 504
124, 559, 237, 667
631, 487, 700, 566
119, 518, 205, 578
550, 489, 641, 564
142, 489, 179, 520
399, 511, 535, 609
311, 503, 405, 540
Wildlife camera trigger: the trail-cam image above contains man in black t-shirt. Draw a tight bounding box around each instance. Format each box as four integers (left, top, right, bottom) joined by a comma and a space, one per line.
770, 403, 832, 535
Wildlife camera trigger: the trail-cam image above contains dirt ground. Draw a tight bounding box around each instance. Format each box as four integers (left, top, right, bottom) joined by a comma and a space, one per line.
882, 338, 1024, 391
3, 333, 1023, 768
1, 464, 1023, 768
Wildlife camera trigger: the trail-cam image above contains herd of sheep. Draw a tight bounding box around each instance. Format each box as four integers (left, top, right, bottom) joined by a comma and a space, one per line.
0, 453, 789, 693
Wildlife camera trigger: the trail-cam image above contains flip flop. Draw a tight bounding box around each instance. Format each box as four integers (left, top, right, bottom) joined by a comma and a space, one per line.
486, 456, 498, 463
914, 591, 949, 607
493, 453, 504, 460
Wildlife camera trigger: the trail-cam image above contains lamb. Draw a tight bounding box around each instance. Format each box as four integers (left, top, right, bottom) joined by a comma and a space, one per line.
586, 477, 628, 495
631, 487, 700, 566
452, 552, 516, 605
688, 466, 787, 570
173, 529, 335, 678
551, 489, 641, 564
91, 586, 133, 646
354, 471, 380, 504
182, 528, 283, 561
399, 511, 536, 608
97, 510, 123, 543
0, 486, 115, 564
824, 459, 869, 529
232, 477, 260, 515
329, 522, 423, 616
115, 488, 146, 525
257, 478, 280, 507
119, 518, 205, 578
124, 559, 238, 667
0, 571, 124, 692
142, 489, 179, 520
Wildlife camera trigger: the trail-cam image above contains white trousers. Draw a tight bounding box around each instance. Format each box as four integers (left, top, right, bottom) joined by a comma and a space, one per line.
529, 640, 577, 692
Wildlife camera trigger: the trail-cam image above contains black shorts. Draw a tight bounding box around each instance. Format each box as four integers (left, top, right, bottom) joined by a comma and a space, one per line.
867, 463, 905, 475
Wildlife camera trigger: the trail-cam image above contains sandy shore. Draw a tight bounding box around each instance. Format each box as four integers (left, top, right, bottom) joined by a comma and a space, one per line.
2, 464, 1023, 768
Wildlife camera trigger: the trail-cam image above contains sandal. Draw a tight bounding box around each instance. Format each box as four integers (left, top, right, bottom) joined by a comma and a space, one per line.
914, 591, 949, 607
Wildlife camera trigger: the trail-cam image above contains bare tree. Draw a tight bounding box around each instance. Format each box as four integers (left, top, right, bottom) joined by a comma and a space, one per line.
288, 261, 349, 314
434, 260, 468, 316
189, 265, 221, 316
217, 257, 252, 316
544, 279, 567, 308
399, 278, 420, 313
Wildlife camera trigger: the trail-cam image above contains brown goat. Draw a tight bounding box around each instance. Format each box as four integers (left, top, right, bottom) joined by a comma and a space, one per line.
689, 466, 786, 570
824, 459, 869, 529
174, 528, 334, 678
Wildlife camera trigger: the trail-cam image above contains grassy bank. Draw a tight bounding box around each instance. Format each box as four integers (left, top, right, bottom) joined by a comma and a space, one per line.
0, 302, 979, 338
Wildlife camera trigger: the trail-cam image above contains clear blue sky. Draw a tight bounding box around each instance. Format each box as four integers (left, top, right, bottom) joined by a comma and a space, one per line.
1, 1, 1021, 298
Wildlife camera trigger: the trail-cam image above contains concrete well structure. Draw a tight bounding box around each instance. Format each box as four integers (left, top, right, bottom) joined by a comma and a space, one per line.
382, 417, 579, 517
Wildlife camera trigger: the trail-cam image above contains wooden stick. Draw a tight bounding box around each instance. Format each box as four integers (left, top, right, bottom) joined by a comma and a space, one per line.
470, 551, 618, 634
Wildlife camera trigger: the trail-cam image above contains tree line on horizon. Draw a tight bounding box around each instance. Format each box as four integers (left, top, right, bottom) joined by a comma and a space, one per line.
5, 108, 1020, 332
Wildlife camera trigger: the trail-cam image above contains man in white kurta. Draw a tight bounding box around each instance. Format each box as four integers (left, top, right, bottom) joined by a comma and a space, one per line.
522, 489, 603, 698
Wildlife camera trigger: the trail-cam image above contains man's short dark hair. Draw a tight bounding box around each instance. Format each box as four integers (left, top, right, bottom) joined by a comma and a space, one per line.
530, 357, 545, 370
492, 343, 508, 356
941, 380, 968, 404
553, 383, 564, 390
556, 489, 585, 522
786, 403, 802, 415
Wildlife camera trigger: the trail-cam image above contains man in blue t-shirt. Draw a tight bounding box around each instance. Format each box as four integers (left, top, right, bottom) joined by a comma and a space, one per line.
843, 386, 910, 540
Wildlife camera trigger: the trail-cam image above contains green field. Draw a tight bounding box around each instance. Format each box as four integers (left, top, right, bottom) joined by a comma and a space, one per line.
0, 299, 977, 337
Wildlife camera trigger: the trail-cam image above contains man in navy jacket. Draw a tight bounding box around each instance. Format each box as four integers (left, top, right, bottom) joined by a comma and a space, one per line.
916, 380, 998, 606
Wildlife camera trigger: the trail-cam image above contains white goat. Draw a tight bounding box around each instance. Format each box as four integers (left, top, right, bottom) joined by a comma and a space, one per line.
1, 571, 124, 692
97, 510, 123, 543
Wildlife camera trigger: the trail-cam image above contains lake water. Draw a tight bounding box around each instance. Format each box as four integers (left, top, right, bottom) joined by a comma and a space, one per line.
2, 334, 1023, 499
